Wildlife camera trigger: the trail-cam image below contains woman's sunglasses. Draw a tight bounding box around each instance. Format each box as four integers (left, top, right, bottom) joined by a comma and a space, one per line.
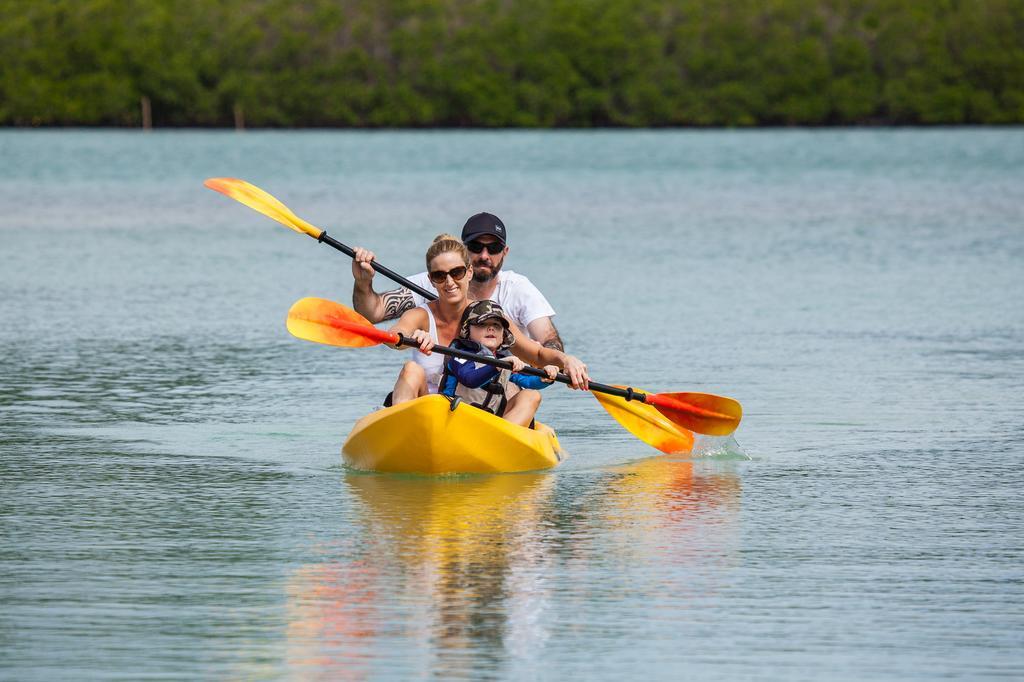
428, 265, 469, 284
465, 240, 505, 255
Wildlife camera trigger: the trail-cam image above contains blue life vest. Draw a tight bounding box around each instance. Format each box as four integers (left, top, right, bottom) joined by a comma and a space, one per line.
438, 339, 513, 416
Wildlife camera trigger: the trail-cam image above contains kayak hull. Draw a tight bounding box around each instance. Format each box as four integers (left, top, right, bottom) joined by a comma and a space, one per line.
342, 394, 563, 474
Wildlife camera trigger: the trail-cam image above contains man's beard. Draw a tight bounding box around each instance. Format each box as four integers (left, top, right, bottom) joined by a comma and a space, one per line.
472, 257, 503, 283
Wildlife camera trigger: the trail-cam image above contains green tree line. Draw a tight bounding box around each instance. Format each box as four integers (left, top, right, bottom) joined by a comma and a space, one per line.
2, 0, 1022, 127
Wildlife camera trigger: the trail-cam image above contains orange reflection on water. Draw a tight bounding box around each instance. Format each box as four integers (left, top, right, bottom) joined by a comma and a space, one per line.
286, 559, 380, 679
284, 458, 741, 676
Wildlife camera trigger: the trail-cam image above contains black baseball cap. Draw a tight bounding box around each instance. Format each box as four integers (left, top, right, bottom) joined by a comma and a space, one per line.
461, 212, 507, 245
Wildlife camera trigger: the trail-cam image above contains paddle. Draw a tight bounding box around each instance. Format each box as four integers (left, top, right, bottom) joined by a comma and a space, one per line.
286, 297, 743, 437
204, 178, 742, 443
203, 177, 437, 301
592, 390, 696, 454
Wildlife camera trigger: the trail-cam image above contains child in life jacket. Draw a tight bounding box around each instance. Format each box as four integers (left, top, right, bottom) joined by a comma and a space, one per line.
439, 300, 558, 426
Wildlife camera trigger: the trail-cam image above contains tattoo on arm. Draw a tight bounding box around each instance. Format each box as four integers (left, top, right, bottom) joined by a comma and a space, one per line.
381, 289, 415, 321
542, 333, 564, 352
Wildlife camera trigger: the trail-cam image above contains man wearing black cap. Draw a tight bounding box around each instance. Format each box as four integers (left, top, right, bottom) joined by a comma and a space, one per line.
350, 212, 566, 352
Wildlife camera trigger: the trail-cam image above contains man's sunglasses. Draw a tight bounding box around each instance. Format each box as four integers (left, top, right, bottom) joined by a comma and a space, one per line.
428, 265, 469, 284
465, 240, 505, 255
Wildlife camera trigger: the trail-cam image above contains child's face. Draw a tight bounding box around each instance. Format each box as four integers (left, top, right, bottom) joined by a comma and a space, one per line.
468, 320, 504, 351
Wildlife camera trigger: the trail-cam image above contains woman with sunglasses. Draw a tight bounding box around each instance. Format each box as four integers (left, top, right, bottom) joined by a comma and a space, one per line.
351, 213, 576, 364
386, 234, 590, 406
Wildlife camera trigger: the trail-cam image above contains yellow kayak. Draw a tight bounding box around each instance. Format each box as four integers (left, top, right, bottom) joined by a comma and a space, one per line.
341, 394, 564, 474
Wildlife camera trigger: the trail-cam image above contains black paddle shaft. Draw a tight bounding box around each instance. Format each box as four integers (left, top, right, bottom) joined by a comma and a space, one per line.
313, 234, 643, 400
317, 232, 438, 301
320, 232, 642, 401
394, 334, 647, 402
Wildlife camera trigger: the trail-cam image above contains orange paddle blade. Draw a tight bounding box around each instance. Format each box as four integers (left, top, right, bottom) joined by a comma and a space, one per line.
204, 177, 324, 239
645, 392, 742, 437
593, 388, 695, 454
286, 297, 398, 348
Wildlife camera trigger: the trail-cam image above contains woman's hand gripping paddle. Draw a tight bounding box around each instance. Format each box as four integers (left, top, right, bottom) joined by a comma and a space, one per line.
285, 298, 743, 438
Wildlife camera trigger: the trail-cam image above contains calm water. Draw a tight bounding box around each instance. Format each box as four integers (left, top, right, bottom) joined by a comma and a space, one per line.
2, 129, 1022, 679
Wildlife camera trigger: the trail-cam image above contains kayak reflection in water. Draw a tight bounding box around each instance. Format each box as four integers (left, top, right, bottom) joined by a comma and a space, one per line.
439, 300, 560, 427
384, 234, 590, 413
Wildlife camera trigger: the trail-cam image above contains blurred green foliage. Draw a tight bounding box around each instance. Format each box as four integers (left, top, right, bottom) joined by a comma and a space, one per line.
2, 0, 1022, 126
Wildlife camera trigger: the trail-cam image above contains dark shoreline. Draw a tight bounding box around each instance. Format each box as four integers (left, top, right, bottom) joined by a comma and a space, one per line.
5, 1, 1022, 129
4, 124, 1023, 131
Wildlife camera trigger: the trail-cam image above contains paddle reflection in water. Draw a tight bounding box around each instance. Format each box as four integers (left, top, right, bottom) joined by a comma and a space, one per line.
283, 460, 741, 677
591, 458, 742, 569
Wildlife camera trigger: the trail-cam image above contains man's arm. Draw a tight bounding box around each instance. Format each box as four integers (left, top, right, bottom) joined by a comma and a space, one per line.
508, 320, 588, 390
355, 286, 415, 323
353, 282, 415, 323
351, 247, 416, 322
526, 316, 564, 352
511, 273, 560, 349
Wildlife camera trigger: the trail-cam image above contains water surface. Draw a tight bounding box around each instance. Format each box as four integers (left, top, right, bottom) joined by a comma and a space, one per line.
2, 129, 1022, 679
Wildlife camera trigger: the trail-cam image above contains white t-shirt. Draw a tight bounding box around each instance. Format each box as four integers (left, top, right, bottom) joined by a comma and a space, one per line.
404, 270, 555, 340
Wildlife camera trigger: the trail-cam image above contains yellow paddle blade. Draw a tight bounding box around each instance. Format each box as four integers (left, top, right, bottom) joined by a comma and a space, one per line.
286, 297, 395, 348
593, 387, 695, 454
204, 177, 324, 239
646, 392, 743, 437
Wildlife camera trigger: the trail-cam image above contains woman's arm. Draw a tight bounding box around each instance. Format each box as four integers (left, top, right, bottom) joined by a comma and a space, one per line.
507, 321, 590, 390
387, 307, 431, 352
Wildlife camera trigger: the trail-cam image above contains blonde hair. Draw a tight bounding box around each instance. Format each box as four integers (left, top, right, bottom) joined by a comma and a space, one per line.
425, 233, 470, 269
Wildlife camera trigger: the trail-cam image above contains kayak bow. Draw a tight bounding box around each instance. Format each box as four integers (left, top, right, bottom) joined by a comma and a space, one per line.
342, 394, 564, 474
